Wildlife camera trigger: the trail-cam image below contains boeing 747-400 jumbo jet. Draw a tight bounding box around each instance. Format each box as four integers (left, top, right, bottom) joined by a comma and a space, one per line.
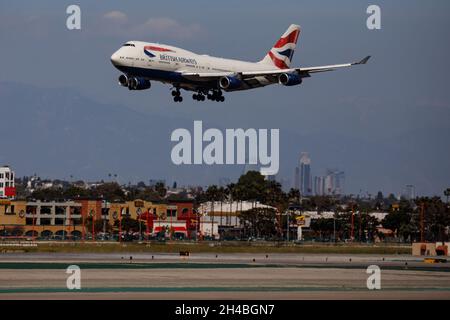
110, 24, 370, 102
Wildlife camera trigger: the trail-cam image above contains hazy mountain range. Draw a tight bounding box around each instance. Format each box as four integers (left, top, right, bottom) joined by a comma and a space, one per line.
0, 81, 449, 196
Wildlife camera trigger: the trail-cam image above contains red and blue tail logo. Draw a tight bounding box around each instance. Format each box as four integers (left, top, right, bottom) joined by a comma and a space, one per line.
144, 45, 174, 58
260, 24, 301, 69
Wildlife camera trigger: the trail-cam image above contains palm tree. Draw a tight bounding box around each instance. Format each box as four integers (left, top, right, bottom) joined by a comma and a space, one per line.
444, 188, 450, 204
218, 187, 226, 232
232, 185, 244, 239
154, 182, 167, 199
288, 188, 301, 205
226, 183, 236, 228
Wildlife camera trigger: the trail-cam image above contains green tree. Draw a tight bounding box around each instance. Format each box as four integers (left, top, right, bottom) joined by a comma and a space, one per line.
95, 182, 125, 201
113, 217, 144, 233
382, 200, 414, 242
206, 185, 220, 237
287, 188, 301, 205
85, 218, 111, 234
240, 207, 278, 239
154, 182, 167, 198
416, 197, 450, 242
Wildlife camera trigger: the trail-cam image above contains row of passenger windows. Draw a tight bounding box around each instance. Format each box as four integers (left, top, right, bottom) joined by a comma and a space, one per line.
119, 56, 210, 70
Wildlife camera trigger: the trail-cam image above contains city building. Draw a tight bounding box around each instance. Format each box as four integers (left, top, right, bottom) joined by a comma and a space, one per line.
198, 200, 277, 239
325, 169, 345, 195
314, 176, 325, 196
0, 198, 197, 240
314, 169, 345, 196
0, 166, 16, 199
403, 185, 416, 200
299, 153, 312, 196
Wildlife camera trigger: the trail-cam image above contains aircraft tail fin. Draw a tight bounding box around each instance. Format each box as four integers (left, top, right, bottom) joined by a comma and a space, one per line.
259, 24, 301, 69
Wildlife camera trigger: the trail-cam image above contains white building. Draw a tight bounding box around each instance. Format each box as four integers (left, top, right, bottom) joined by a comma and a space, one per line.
198, 201, 277, 239
0, 166, 15, 199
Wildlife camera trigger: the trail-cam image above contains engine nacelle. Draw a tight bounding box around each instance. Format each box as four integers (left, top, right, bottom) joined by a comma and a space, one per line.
278, 73, 303, 86
219, 76, 242, 90
127, 77, 151, 90
118, 74, 129, 87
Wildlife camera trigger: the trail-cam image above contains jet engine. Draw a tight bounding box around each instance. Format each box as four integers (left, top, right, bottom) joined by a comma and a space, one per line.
278, 73, 303, 86
118, 74, 129, 87
127, 77, 151, 90
219, 76, 242, 90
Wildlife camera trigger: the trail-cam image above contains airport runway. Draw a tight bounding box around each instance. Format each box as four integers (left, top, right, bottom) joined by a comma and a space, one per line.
1, 252, 449, 299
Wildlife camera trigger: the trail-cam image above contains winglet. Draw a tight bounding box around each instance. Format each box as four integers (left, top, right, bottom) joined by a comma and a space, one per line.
353, 56, 371, 65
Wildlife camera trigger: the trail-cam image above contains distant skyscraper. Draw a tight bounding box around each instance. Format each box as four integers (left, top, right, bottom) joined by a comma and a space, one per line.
403, 185, 415, 200
300, 152, 312, 195
323, 169, 345, 195
314, 176, 325, 196
336, 171, 345, 194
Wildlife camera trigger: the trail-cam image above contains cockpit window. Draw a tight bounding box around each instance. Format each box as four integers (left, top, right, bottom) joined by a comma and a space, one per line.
122, 43, 135, 47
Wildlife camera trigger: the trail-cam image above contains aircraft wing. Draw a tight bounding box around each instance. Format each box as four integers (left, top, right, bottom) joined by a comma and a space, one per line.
180, 56, 370, 81
296, 55, 371, 74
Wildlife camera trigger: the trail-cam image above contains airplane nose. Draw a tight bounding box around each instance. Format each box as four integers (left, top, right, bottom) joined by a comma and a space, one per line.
110, 51, 120, 65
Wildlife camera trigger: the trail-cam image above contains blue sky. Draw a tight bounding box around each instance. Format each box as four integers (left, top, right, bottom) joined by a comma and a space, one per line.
0, 0, 449, 196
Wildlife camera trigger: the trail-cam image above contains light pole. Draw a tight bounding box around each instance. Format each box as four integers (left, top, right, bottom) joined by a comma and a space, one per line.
102, 200, 108, 240
350, 203, 355, 241
286, 210, 289, 242
333, 213, 336, 243
89, 210, 95, 242
420, 202, 425, 243
137, 208, 142, 242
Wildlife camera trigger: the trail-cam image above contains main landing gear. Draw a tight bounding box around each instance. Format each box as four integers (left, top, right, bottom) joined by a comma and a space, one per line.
192, 93, 205, 101
172, 88, 225, 103
192, 90, 225, 102
208, 90, 225, 102
172, 88, 183, 102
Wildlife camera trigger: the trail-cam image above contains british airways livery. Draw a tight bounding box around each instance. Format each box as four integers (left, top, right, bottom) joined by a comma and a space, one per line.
110, 24, 370, 102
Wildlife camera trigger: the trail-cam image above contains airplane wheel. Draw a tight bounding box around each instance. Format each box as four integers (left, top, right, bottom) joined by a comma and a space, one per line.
200, 95, 205, 101
173, 96, 178, 102
193, 94, 198, 100
207, 94, 213, 100
179, 96, 183, 102
220, 96, 225, 102
172, 91, 177, 97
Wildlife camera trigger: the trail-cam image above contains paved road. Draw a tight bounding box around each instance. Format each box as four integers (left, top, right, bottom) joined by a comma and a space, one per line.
0, 251, 440, 263
1, 252, 449, 299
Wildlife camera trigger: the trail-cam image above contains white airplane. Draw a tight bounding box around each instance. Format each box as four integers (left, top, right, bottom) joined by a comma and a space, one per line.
110, 24, 370, 102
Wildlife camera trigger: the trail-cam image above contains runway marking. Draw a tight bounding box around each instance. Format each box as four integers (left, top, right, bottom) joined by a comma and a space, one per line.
0, 262, 449, 272
1, 286, 450, 294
